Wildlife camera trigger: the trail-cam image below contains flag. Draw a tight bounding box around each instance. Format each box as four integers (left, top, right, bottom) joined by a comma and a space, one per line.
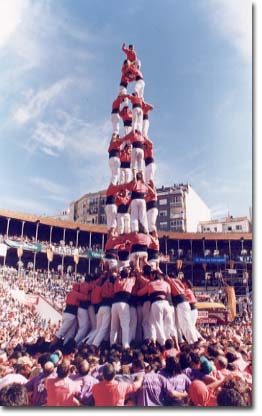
176, 259, 183, 270
226, 286, 236, 321
17, 246, 23, 258
46, 247, 54, 262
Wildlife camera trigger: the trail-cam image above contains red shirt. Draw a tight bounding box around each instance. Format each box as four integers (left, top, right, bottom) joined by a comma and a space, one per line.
138, 279, 171, 297
125, 130, 144, 144
108, 140, 121, 153
119, 107, 133, 123
184, 288, 197, 304
66, 290, 86, 307
101, 280, 114, 299
122, 45, 137, 62
105, 236, 122, 251
92, 379, 138, 406
114, 276, 136, 294
91, 285, 102, 305
45, 376, 81, 406
115, 191, 131, 207
145, 186, 157, 203
148, 235, 159, 251
128, 232, 151, 247
166, 277, 186, 297
125, 179, 148, 195
129, 64, 143, 80
144, 140, 154, 159
120, 146, 131, 163
112, 96, 123, 112
106, 183, 120, 197
142, 101, 154, 116
125, 94, 143, 108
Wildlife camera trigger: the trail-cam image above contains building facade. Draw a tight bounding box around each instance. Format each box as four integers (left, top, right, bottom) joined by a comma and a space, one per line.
197, 216, 251, 234
70, 184, 211, 232
156, 184, 211, 232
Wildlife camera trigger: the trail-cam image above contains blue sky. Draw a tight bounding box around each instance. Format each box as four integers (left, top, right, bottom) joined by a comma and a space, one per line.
0, 0, 252, 219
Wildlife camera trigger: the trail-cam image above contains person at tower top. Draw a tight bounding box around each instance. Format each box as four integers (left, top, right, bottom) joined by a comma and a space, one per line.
128, 63, 145, 98
122, 43, 137, 63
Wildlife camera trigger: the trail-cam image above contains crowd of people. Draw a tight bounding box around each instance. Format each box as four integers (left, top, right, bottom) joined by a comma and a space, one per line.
1, 233, 102, 256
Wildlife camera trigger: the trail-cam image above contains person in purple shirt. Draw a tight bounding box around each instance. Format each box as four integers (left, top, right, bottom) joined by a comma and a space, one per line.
25, 357, 55, 406
133, 362, 187, 406
159, 356, 191, 406
70, 360, 98, 405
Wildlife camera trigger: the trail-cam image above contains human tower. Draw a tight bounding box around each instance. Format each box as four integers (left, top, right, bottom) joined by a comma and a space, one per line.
53, 44, 199, 350
104, 43, 160, 273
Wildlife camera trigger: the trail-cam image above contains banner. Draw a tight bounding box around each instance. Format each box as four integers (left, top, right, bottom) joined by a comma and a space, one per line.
5, 239, 42, 253
226, 286, 236, 321
74, 249, 80, 264
193, 256, 228, 264
159, 254, 170, 263
25, 294, 39, 305
86, 249, 103, 259
0, 243, 8, 257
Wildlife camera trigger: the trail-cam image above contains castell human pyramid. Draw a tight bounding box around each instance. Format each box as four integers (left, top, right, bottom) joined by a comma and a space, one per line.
104, 43, 160, 274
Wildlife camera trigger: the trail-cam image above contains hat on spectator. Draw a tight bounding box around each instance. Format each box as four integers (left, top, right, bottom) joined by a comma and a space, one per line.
200, 356, 213, 374
49, 353, 60, 365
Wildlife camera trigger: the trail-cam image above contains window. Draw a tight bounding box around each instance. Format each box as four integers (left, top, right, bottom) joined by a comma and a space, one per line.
236, 225, 242, 230
159, 222, 168, 230
228, 226, 232, 231
159, 210, 167, 217
214, 227, 217, 232
170, 219, 183, 230
159, 199, 167, 206
170, 196, 182, 206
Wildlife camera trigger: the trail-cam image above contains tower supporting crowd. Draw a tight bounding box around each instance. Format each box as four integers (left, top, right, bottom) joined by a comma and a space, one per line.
53, 44, 199, 350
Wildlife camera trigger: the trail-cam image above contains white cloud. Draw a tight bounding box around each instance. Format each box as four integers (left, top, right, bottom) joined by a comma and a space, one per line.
14, 78, 72, 124
29, 176, 67, 197
0, 0, 28, 48
32, 122, 67, 154
204, 0, 252, 63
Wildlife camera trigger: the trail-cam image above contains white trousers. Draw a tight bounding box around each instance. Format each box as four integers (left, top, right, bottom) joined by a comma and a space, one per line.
165, 304, 178, 340
111, 113, 120, 135
132, 107, 143, 132
117, 212, 130, 234
142, 300, 151, 340
134, 79, 145, 98
84, 305, 97, 344
105, 204, 117, 230
117, 259, 130, 271
120, 167, 132, 184
147, 207, 158, 232
147, 258, 159, 271
110, 302, 131, 349
176, 302, 198, 344
191, 308, 202, 339
92, 306, 111, 347
130, 199, 148, 233
150, 300, 170, 346
109, 157, 120, 185
142, 119, 149, 138
145, 162, 156, 183
129, 306, 137, 343
104, 258, 118, 270
131, 148, 144, 173
136, 304, 143, 342
74, 307, 90, 345
56, 312, 78, 344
